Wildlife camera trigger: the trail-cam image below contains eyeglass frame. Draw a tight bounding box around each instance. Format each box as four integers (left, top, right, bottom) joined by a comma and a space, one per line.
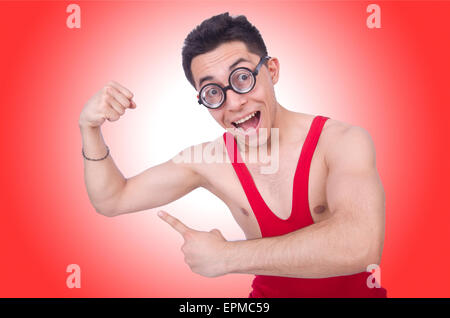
196, 55, 271, 109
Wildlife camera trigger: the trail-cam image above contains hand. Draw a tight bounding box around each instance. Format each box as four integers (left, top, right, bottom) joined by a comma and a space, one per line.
79, 80, 136, 128
158, 210, 229, 277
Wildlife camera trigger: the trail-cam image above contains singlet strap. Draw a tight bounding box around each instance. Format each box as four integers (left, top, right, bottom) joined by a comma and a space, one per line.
291, 115, 329, 226
222, 132, 268, 232
223, 115, 330, 237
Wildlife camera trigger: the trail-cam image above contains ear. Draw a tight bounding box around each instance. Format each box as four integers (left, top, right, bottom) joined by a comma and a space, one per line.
266, 57, 280, 85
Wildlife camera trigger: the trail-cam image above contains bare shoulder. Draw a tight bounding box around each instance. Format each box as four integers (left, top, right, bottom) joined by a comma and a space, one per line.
320, 118, 377, 171
173, 134, 227, 186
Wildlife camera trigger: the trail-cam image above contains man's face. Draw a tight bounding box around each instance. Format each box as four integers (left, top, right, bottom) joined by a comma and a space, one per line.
191, 41, 278, 145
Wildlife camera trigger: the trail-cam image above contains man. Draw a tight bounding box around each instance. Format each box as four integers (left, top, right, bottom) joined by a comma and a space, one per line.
79, 12, 387, 297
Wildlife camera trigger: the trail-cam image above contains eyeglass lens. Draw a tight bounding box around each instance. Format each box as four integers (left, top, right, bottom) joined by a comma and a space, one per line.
201, 68, 255, 107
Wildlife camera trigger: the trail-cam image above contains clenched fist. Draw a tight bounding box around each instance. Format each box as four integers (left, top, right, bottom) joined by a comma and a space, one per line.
79, 80, 136, 128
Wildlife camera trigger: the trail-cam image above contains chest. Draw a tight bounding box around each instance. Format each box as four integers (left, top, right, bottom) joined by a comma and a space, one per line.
201, 138, 331, 239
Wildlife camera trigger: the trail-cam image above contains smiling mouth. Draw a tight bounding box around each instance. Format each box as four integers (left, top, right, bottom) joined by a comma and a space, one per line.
231, 111, 261, 131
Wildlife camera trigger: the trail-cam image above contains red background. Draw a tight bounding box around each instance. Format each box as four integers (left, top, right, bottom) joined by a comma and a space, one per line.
0, 1, 449, 297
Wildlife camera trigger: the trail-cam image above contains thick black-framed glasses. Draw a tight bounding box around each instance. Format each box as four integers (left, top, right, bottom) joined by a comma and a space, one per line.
197, 55, 271, 109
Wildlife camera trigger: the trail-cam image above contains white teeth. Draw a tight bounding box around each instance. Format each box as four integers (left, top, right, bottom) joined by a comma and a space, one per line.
233, 111, 257, 125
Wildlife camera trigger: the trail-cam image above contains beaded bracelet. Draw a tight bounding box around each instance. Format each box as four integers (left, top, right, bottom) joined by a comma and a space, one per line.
82, 145, 110, 161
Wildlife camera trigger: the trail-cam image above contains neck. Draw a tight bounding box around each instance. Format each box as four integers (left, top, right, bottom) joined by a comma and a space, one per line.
272, 103, 292, 142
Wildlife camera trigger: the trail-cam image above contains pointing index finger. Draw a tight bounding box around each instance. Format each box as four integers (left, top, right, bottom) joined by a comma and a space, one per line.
158, 211, 191, 237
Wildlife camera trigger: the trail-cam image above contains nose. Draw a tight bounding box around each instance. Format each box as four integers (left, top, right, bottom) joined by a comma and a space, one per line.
224, 87, 247, 112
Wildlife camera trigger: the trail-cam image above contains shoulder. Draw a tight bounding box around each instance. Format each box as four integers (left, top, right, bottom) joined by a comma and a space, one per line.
320, 118, 377, 172
172, 134, 227, 182
174, 135, 225, 161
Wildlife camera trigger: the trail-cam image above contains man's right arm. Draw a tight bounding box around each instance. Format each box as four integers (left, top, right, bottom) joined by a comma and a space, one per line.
79, 81, 203, 217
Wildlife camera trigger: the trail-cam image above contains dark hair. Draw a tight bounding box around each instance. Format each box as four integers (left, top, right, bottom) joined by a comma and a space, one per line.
182, 12, 268, 90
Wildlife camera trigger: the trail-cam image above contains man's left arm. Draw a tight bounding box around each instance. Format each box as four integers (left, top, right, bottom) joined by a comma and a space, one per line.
223, 126, 386, 278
